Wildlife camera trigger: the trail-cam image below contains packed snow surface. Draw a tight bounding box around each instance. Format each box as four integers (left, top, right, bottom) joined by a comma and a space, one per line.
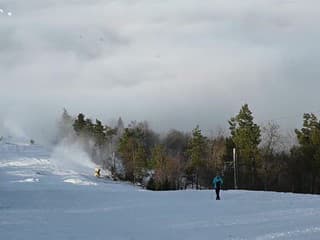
1, 139, 320, 240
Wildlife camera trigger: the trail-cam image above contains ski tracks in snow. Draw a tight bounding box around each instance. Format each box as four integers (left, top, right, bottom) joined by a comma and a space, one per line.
255, 226, 320, 240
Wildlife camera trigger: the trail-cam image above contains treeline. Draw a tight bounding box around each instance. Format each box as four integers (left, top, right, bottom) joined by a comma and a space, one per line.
58, 105, 320, 194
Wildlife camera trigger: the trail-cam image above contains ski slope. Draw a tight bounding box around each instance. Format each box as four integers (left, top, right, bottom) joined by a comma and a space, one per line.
1, 139, 320, 240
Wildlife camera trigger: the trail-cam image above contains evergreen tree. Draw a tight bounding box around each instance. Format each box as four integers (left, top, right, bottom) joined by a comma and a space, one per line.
229, 104, 261, 188
93, 119, 106, 146
117, 117, 125, 136
73, 113, 86, 135
84, 118, 94, 136
57, 108, 74, 141
295, 113, 320, 193
62, 108, 73, 124
187, 125, 208, 189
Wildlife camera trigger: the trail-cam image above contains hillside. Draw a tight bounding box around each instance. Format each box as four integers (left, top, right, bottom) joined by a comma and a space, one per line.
0, 139, 320, 240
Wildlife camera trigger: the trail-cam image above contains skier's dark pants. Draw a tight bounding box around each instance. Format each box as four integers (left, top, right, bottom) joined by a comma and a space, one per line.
215, 187, 221, 200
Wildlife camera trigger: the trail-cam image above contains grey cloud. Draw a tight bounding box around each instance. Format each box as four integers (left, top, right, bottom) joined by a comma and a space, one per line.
0, 0, 320, 141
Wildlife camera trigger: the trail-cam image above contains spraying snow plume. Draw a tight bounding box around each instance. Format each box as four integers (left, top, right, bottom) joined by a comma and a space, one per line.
50, 138, 96, 175
1, 118, 28, 140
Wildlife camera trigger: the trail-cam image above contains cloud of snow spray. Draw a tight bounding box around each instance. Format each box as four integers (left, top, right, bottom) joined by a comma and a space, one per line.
50, 138, 97, 176
1, 118, 28, 141
0, 106, 59, 146
0, 107, 110, 177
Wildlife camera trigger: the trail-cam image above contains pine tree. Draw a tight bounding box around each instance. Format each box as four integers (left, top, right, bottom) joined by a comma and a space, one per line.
229, 104, 261, 188
84, 118, 94, 136
117, 117, 125, 136
73, 113, 86, 134
187, 125, 208, 189
295, 113, 320, 193
57, 108, 74, 141
93, 119, 106, 146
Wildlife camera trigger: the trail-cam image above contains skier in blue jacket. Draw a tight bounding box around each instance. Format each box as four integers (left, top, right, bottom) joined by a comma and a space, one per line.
213, 174, 223, 200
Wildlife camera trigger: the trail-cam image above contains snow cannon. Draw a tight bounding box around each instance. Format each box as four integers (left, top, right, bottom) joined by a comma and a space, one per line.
94, 168, 101, 177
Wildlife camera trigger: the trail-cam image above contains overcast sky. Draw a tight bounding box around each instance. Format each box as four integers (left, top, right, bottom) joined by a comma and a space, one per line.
0, 0, 320, 141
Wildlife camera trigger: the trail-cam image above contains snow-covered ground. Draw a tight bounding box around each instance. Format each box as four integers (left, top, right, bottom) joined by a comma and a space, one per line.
1, 139, 320, 240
